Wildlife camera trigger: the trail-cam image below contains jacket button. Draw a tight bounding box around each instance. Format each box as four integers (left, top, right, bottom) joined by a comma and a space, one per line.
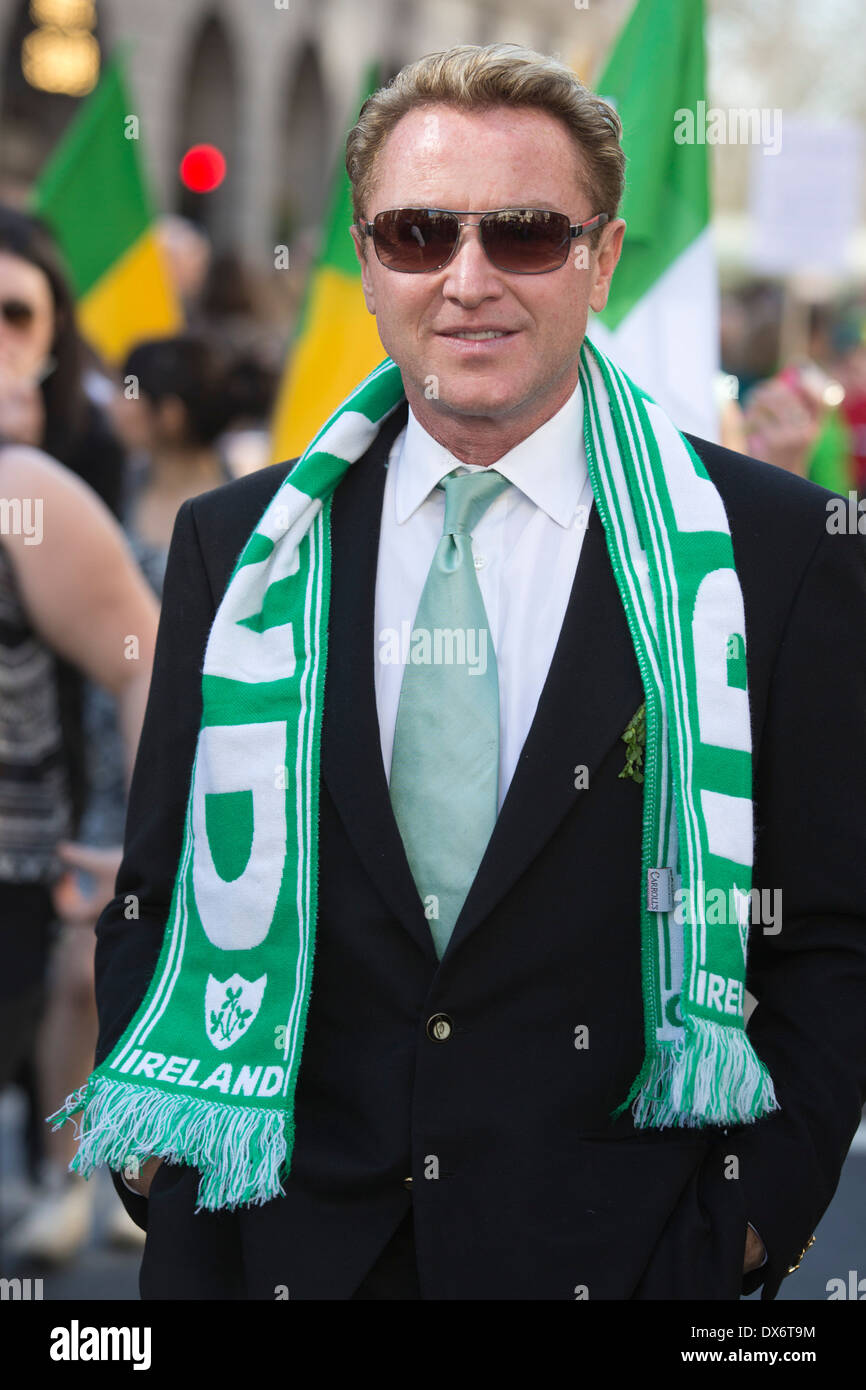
426, 1013, 453, 1041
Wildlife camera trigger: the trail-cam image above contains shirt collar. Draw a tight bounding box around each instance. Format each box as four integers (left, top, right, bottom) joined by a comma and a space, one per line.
393, 378, 586, 529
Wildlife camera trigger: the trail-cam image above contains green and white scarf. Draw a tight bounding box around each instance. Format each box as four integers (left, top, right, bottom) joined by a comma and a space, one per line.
50, 338, 778, 1211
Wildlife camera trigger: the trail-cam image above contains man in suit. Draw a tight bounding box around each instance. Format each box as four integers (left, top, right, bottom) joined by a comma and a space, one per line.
99, 45, 866, 1299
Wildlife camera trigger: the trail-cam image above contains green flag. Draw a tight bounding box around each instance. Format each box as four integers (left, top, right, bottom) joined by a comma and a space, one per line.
590, 0, 719, 439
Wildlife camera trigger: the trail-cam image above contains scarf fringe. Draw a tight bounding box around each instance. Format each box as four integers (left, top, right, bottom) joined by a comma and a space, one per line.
47, 1074, 288, 1211
631, 1019, 780, 1129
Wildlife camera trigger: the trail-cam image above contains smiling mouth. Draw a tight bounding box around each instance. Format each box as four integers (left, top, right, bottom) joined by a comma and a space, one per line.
438, 329, 518, 341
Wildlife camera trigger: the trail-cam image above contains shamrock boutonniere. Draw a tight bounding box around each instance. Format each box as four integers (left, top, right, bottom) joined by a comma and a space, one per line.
619, 702, 646, 784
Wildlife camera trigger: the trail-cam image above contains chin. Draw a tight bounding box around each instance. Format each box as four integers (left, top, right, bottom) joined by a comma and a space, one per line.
430, 377, 527, 419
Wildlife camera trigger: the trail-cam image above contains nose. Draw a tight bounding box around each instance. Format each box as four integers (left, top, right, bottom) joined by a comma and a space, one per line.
439, 220, 504, 302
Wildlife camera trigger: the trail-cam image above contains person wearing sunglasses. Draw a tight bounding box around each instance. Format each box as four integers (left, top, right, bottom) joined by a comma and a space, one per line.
0, 207, 126, 513
83, 44, 865, 1304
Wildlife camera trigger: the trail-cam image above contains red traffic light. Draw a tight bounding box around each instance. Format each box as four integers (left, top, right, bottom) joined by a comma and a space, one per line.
179, 144, 226, 193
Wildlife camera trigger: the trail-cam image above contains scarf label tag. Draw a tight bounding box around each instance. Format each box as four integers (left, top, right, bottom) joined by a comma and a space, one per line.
647, 867, 674, 914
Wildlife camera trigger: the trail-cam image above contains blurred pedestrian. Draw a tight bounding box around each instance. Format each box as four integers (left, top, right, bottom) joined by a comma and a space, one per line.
0, 439, 158, 1259
742, 362, 853, 491
154, 215, 211, 323
0, 205, 131, 1193
111, 334, 245, 561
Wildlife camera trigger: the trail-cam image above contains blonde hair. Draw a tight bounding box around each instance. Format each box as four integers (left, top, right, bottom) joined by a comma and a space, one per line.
345, 43, 624, 249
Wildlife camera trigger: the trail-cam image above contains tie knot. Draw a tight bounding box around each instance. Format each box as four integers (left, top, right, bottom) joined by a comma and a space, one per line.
440, 467, 510, 538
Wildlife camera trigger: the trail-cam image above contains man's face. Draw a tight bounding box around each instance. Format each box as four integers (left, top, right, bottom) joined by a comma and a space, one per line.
350, 103, 625, 427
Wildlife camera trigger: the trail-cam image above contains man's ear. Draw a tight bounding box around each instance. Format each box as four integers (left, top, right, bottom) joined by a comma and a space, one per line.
350, 224, 376, 314
588, 217, 626, 315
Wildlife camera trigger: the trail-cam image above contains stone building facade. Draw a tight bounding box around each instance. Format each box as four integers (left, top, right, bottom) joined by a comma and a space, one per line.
0, 0, 631, 269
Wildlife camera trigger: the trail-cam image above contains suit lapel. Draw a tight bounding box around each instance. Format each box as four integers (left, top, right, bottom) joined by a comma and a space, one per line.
321, 400, 645, 966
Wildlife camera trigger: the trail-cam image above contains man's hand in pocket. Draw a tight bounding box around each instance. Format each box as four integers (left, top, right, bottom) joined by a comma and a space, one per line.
122, 1156, 164, 1198
743, 1222, 766, 1273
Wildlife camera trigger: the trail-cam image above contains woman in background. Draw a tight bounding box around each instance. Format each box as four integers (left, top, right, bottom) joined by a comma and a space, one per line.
0, 439, 158, 1250
0, 206, 128, 862
0, 205, 131, 911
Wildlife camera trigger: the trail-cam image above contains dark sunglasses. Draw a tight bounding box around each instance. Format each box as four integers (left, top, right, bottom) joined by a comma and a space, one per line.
1, 298, 36, 329
356, 207, 609, 274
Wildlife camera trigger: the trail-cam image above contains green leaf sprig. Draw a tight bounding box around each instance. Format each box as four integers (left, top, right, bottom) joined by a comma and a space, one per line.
619, 702, 646, 784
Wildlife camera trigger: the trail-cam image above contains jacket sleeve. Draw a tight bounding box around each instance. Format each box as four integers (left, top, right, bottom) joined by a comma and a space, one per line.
92, 497, 215, 1227
722, 521, 866, 1298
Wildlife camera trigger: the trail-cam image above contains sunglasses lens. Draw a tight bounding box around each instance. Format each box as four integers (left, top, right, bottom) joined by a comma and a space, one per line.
373, 209, 459, 271
2, 299, 35, 328
481, 210, 571, 272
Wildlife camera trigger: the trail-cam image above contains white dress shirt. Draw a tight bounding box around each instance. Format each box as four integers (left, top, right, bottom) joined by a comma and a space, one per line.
374, 380, 593, 811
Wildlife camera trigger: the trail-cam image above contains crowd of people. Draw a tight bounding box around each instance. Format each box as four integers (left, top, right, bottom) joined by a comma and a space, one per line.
721, 282, 866, 492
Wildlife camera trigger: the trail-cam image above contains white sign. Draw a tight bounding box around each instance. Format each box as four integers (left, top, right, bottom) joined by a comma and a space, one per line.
749, 117, 862, 275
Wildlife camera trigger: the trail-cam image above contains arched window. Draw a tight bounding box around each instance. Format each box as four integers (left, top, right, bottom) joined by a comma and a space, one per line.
175, 12, 239, 248
276, 41, 330, 251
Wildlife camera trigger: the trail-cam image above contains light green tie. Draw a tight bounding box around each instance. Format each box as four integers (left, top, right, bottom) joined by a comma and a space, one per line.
389, 467, 511, 958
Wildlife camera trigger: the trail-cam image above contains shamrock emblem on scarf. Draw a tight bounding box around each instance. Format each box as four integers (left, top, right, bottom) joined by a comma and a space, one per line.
204, 973, 267, 1050
210, 985, 253, 1044
619, 702, 646, 784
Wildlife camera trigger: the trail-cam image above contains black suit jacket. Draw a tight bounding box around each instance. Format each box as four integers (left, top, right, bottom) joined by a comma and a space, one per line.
94, 401, 866, 1299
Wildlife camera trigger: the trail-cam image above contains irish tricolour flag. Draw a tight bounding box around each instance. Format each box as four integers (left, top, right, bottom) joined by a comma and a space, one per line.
269, 63, 385, 463
590, 0, 719, 441
32, 51, 182, 365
